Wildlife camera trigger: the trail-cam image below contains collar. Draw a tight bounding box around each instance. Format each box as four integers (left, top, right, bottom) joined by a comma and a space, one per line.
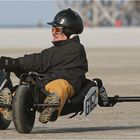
52, 35, 80, 46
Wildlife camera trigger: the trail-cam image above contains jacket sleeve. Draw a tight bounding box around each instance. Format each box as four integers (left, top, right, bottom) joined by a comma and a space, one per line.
17, 48, 53, 73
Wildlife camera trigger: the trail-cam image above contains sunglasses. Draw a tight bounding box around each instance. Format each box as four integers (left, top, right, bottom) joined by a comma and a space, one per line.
52, 26, 63, 34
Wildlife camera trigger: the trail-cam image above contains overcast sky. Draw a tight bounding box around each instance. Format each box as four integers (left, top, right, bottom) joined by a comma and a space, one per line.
0, 1, 58, 26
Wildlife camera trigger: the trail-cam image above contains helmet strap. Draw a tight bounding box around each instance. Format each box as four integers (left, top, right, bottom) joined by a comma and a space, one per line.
62, 27, 76, 38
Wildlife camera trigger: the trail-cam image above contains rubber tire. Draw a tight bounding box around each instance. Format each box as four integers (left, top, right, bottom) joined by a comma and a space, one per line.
0, 113, 11, 130
12, 85, 36, 133
0, 80, 13, 130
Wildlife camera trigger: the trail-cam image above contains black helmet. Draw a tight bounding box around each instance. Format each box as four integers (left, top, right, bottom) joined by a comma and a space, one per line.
48, 8, 83, 36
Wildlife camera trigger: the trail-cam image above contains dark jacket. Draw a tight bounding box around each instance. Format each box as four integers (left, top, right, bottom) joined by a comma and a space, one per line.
15, 36, 88, 93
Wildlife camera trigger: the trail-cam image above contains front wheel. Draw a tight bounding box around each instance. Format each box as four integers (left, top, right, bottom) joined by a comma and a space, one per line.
0, 112, 11, 130
12, 85, 36, 133
0, 79, 13, 130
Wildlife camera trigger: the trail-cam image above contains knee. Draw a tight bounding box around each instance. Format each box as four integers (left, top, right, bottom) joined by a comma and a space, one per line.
45, 79, 69, 93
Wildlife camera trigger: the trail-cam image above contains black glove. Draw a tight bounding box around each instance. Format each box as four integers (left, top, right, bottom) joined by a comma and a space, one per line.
0, 56, 5, 68
0, 56, 18, 71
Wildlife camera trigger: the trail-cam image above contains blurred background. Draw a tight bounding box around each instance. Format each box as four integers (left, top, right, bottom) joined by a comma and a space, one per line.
59, 0, 140, 27
0, 0, 140, 27
0, 0, 140, 49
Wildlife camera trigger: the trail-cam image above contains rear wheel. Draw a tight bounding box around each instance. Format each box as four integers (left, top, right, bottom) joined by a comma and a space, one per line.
12, 85, 36, 133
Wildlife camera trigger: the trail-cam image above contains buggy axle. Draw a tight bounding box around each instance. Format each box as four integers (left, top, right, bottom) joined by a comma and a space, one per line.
104, 95, 140, 107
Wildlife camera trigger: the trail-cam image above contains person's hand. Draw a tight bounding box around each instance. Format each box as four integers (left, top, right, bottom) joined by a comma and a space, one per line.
0, 56, 6, 68
0, 56, 15, 70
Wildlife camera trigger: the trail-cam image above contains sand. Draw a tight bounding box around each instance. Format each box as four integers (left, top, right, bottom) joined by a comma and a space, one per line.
0, 47, 140, 139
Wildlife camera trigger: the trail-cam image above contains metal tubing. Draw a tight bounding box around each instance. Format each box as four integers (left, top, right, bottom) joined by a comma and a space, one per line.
117, 96, 140, 102
103, 96, 140, 107
33, 103, 59, 107
0, 104, 12, 107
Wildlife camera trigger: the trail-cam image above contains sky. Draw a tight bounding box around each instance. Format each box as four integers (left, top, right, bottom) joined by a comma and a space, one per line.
0, 1, 58, 27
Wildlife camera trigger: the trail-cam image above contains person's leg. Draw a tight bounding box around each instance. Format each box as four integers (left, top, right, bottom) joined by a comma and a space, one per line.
39, 79, 75, 124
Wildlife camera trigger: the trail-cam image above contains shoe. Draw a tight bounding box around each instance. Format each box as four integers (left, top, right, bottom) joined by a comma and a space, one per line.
1, 108, 12, 121
99, 87, 109, 106
39, 93, 60, 124
0, 88, 12, 121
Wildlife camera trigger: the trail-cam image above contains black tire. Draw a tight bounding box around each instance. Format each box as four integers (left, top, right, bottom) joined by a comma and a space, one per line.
12, 85, 36, 133
0, 80, 13, 130
0, 113, 11, 130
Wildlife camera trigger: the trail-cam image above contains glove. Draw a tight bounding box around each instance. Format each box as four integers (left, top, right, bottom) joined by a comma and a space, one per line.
0, 56, 7, 68
0, 56, 18, 71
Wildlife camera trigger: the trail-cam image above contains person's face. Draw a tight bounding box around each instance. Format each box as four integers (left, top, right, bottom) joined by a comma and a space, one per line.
52, 26, 68, 41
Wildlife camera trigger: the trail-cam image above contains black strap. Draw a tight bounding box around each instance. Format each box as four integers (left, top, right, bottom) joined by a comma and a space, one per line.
68, 112, 78, 118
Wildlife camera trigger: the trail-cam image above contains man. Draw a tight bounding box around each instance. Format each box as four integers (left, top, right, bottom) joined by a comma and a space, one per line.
0, 8, 108, 123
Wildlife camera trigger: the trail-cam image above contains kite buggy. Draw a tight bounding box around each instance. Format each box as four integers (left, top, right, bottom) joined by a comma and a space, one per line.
0, 68, 140, 133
